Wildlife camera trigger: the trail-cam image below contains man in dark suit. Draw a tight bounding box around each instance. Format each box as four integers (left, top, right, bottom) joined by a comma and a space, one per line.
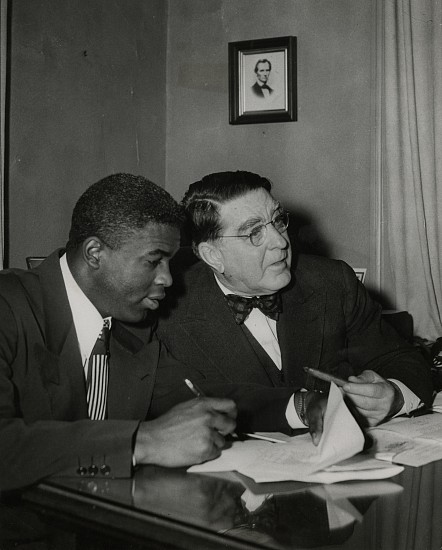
251, 59, 274, 98
0, 173, 236, 492
156, 170, 433, 440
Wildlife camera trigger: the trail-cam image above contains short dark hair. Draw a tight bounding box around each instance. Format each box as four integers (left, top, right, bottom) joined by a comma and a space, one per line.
67, 173, 184, 250
254, 59, 272, 73
182, 171, 272, 250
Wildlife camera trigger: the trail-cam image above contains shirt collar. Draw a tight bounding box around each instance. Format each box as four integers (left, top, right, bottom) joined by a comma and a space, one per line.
214, 274, 235, 296
60, 253, 111, 364
214, 274, 253, 298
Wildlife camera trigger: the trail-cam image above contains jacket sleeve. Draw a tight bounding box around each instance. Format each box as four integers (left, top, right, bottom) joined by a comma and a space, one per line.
0, 417, 139, 490
336, 260, 434, 406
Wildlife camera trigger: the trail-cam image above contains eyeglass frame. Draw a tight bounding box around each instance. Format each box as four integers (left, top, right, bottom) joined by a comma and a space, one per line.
218, 210, 289, 247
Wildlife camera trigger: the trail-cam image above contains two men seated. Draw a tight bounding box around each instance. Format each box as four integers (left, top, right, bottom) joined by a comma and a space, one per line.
0, 171, 433, 491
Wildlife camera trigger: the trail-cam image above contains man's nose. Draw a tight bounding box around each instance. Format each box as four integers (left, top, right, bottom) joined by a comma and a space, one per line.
268, 224, 288, 248
155, 264, 173, 287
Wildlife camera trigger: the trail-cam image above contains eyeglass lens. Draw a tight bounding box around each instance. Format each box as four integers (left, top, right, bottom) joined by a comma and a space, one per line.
250, 212, 289, 246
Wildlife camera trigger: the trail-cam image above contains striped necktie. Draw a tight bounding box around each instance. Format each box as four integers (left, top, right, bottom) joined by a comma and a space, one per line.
87, 319, 111, 420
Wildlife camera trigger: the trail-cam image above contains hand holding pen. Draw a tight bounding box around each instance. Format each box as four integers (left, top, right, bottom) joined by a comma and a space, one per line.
184, 379, 239, 440
134, 389, 236, 467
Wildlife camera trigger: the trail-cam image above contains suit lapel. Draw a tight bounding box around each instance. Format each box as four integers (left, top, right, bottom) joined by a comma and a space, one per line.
107, 322, 156, 419
37, 250, 88, 418
182, 265, 276, 385
278, 270, 326, 388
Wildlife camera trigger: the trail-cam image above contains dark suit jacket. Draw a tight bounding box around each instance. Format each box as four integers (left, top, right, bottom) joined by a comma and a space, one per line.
0, 250, 172, 490
251, 82, 274, 98
156, 254, 433, 418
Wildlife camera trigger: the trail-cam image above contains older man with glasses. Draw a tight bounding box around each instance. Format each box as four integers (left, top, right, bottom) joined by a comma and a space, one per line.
155, 170, 433, 442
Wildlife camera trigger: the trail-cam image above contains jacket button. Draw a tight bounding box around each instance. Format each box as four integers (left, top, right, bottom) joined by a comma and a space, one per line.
88, 464, 99, 476
100, 464, 111, 476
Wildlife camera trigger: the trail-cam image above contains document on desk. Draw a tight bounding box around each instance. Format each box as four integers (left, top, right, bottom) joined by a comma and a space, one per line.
369, 412, 442, 467
189, 383, 403, 483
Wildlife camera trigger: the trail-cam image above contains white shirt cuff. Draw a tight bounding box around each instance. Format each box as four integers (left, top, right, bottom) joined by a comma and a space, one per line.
388, 379, 421, 415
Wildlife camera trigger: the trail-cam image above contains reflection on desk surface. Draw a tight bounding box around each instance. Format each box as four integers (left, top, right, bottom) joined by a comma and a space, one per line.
68, 467, 400, 546
15, 460, 442, 550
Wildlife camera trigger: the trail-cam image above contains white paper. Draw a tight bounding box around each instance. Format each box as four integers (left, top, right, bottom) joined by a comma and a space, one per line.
370, 413, 442, 467
189, 383, 403, 483
244, 432, 291, 443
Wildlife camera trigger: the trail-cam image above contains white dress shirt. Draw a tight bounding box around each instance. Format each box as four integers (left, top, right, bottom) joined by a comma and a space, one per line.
60, 253, 111, 379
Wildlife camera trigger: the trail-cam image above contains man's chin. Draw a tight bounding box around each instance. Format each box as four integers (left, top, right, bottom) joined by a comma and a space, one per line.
265, 271, 291, 293
117, 309, 152, 325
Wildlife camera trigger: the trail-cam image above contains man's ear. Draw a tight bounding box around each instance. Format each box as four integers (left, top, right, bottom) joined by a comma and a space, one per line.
198, 242, 225, 274
82, 237, 105, 269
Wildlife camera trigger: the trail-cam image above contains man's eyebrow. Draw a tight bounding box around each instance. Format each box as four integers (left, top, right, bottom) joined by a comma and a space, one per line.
237, 216, 262, 234
236, 204, 282, 234
146, 248, 174, 258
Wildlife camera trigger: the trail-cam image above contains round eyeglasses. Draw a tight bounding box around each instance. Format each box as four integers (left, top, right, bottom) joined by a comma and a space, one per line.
220, 211, 289, 247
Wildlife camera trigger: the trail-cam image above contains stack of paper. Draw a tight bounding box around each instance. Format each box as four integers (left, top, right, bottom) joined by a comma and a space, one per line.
189, 383, 403, 483
370, 411, 442, 467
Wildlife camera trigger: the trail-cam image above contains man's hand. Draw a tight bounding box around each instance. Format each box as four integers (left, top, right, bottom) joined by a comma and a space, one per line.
134, 398, 237, 467
343, 370, 403, 426
304, 391, 328, 446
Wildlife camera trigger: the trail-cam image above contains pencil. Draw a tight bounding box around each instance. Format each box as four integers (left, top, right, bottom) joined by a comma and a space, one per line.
184, 378, 205, 398
303, 367, 348, 387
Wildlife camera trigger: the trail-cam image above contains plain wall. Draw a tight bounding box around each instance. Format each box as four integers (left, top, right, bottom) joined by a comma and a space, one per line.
7, 0, 376, 276
165, 0, 374, 272
7, 0, 168, 268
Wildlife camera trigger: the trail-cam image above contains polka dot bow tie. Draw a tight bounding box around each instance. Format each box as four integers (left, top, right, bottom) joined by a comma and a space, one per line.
225, 293, 282, 324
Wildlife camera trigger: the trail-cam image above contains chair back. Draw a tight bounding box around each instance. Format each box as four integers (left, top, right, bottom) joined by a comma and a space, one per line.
26, 257, 46, 269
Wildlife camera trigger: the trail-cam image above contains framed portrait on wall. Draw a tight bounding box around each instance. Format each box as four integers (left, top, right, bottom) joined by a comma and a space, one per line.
229, 36, 297, 125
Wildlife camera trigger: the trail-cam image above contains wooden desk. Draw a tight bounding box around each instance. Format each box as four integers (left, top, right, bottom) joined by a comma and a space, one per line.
16, 461, 442, 550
